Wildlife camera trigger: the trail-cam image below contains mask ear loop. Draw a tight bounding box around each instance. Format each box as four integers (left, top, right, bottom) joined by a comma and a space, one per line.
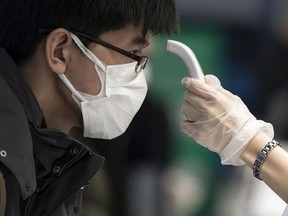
58, 33, 107, 104
71, 33, 106, 72
58, 73, 86, 103
70, 33, 106, 97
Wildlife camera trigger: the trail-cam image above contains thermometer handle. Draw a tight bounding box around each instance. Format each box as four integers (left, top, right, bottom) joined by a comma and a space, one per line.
167, 40, 204, 81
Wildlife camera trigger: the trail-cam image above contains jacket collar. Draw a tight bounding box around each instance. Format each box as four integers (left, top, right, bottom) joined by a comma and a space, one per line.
0, 48, 45, 128
0, 48, 37, 199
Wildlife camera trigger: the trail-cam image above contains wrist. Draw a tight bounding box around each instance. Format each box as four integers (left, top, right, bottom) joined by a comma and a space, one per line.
253, 140, 280, 180
240, 132, 271, 169
220, 120, 273, 166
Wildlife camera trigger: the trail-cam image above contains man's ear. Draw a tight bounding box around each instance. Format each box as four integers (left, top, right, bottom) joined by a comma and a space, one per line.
45, 28, 73, 74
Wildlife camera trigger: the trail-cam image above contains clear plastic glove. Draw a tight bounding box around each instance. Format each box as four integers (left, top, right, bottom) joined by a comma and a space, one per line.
180, 74, 274, 165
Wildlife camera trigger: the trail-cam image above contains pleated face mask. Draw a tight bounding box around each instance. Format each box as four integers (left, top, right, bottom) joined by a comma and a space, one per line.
58, 33, 148, 139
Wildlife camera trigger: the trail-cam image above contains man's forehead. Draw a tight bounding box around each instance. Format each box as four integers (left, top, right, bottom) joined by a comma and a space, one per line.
99, 24, 151, 47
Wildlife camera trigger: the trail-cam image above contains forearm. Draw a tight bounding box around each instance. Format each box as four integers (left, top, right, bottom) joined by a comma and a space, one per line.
240, 133, 288, 203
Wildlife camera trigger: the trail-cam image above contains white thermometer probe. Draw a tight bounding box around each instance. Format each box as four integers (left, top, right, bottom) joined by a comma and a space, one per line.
166, 40, 204, 81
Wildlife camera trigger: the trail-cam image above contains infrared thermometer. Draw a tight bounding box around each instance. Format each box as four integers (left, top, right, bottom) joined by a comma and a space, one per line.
166, 40, 204, 81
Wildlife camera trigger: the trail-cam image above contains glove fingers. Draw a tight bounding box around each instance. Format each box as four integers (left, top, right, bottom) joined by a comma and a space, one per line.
181, 77, 219, 101
205, 74, 221, 88
180, 119, 231, 153
219, 86, 237, 100
205, 74, 237, 101
181, 100, 206, 122
182, 87, 235, 121
182, 86, 220, 122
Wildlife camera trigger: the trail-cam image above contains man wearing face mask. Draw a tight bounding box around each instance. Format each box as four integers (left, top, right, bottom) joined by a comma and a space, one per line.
0, 0, 178, 215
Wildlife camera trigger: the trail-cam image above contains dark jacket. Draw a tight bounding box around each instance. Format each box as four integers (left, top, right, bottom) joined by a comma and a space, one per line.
0, 48, 104, 216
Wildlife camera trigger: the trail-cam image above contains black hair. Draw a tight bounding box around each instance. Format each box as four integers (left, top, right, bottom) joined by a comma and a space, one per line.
0, 0, 178, 64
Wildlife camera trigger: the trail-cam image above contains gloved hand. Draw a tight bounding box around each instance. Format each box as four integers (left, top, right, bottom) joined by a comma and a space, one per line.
180, 74, 274, 165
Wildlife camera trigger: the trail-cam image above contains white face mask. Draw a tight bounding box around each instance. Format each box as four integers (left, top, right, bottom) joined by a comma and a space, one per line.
58, 33, 148, 139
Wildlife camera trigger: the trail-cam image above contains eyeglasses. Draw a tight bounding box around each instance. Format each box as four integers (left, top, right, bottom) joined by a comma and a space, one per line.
71, 30, 149, 73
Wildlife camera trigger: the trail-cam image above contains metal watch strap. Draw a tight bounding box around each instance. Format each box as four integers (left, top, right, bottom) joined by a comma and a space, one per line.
253, 140, 280, 180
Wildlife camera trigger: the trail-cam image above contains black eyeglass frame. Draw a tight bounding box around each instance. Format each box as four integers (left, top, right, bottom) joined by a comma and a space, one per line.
71, 30, 149, 73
